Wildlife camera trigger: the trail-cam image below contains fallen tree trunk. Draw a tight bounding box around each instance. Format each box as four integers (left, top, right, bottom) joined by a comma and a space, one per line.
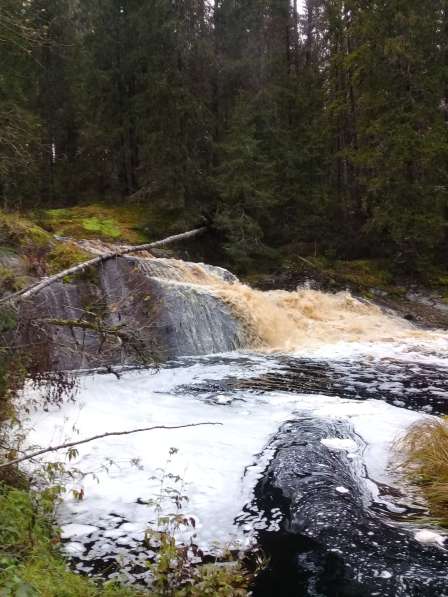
0, 226, 207, 305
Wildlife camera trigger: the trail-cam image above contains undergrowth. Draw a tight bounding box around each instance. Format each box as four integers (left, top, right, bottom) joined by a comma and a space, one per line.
0, 484, 147, 597
396, 418, 448, 527
0, 482, 252, 596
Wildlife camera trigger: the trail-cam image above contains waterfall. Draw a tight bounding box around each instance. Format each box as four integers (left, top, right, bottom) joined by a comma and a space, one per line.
23, 252, 438, 370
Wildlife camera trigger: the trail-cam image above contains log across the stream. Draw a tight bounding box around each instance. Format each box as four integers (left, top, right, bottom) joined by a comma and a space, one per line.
0, 226, 206, 305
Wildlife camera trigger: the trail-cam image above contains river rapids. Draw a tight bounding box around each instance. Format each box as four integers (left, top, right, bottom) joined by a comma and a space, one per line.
24, 256, 448, 596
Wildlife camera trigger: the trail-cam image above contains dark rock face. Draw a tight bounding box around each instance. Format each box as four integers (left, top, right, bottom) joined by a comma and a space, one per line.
252, 418, 448, 597
20, 279, 103, 371
100, 257, 245, 360
21, 256, 245, 370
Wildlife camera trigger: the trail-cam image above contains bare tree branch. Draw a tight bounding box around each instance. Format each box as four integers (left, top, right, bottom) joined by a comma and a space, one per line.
0, 226, 207, 305
38, 318, 156, 364
0, 422, 222, 469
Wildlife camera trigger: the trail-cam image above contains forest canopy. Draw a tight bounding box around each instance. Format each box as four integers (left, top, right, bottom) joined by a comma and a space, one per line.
1, 0, 448, 272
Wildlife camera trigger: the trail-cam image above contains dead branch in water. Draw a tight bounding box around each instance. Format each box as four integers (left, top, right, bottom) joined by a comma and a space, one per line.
0, 422, 222, 469
0, 226, 207, 305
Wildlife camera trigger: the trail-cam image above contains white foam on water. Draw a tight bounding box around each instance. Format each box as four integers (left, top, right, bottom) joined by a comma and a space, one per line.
24, 350, 437, 557
336, 486, 350, 494
321, 438, 359, 452
293, 337, 448, 365
61, 524, 99, 539
414, 529, 446, 547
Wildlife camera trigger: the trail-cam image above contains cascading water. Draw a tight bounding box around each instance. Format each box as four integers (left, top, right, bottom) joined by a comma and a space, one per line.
23, 253, 448, 595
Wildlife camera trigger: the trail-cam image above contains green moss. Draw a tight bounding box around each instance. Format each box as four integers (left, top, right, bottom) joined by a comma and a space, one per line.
35, 202, 195, 245
46, 242, 92, 276
36, 204, 152, 243
0, 266, 27, 294
0, 211, 53, 254
81, 217, 122, 238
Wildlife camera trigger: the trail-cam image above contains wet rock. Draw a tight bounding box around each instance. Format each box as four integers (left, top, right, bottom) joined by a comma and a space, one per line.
253, 418, 448, 597
21, 255, 246, 369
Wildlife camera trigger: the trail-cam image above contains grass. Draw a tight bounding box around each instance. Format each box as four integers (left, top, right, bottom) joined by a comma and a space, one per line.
396, 418, 448, 526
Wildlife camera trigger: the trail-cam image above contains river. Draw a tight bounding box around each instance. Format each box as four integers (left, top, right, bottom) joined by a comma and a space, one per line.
23, 257, 448, 595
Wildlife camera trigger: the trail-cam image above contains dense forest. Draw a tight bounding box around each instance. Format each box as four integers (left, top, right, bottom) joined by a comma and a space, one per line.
1, 0, 448, 272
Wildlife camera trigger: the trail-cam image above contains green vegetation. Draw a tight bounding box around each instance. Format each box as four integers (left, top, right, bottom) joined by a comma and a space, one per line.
397, 418, 448, 527
0, 483, 251, 597
0, 267, 26, 295
0, 484, 148, 596
38, 205, 150, 244
46, 242, 92, 276
1, 0, 447, 274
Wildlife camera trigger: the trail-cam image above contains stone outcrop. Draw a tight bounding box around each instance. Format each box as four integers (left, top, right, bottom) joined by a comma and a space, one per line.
20, 255, 246, 370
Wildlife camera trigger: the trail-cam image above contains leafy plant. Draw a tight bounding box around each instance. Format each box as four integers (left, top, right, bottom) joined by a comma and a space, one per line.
143, 448, 253, 596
